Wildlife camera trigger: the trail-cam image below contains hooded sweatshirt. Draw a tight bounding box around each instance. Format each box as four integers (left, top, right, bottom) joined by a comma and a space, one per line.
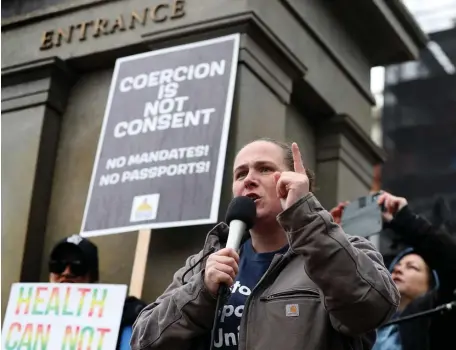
372, 247, 440, 350
372, 206, 455, 350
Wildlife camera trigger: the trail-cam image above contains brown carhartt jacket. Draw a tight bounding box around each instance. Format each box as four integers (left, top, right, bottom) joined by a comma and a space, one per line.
131, 193, 399, 350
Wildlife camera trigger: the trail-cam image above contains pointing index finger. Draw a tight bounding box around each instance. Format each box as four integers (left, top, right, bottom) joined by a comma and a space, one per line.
292, 142, 306, 174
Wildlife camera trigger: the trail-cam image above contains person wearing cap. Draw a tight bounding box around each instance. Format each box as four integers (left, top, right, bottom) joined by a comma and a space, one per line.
331, 191, 456, 350
49, 234, 99, 283
48, 234, 147, 350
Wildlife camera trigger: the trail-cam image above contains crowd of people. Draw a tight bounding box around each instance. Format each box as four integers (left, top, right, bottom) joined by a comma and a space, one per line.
43, 138, 455, 350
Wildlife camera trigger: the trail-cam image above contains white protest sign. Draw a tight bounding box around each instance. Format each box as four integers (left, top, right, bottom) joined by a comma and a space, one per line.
81, 34, 240, 237
1, 283, 127, 350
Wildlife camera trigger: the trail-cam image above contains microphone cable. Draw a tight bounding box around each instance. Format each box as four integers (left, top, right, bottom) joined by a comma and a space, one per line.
209, 285, 230, 350
181, 248, 215, 285
179, 246, 230, 350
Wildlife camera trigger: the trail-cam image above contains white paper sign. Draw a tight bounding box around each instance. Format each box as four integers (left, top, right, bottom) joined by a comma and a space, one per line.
1, 283, 127, 350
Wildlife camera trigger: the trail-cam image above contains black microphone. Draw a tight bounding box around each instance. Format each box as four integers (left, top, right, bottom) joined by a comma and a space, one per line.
209, 196, 256, 350
218, 196, 256, 296
225, 196, 257, 251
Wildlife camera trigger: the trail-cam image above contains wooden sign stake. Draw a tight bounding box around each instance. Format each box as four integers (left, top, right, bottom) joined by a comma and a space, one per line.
129, 229, 151, 298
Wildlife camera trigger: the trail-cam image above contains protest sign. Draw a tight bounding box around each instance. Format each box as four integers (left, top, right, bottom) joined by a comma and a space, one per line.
81, 34, 240, 237
1, 283, 127, 350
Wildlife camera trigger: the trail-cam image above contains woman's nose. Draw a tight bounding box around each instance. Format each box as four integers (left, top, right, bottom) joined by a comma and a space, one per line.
243, 171, 258, 188
393, 264, 403, 275
62, 265, 72, 275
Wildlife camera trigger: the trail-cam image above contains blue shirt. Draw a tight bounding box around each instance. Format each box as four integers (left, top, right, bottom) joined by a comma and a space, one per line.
213, 239, 288, 349
372, 313, 402, 350
119, 326, 133, 350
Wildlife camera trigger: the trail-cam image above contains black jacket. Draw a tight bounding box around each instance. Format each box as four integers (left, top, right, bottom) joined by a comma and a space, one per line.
117, 296, 147, 349
387, 206, 456, 350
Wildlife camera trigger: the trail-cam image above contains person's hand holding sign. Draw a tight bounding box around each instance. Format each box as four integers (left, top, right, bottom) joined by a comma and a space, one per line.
274, 143, 310, 210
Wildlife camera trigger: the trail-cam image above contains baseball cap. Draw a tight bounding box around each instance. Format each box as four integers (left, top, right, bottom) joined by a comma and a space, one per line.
50, 234, 99, 281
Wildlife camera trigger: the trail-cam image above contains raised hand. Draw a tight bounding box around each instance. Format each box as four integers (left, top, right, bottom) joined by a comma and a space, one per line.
377, 192, 408, 222
273, 142, 310, 210
329, 201, 350, 224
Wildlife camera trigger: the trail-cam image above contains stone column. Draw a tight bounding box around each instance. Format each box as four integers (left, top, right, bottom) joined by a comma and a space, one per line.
1, 57, 75, 316
315, 114, 386, 209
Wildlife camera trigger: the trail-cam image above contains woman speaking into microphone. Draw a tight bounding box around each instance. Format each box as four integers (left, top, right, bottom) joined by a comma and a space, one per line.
131, 138, 399, 350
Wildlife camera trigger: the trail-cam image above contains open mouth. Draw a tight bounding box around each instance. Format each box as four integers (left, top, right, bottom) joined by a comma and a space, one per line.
245, 193, 260, 202
392, 276, 403, 284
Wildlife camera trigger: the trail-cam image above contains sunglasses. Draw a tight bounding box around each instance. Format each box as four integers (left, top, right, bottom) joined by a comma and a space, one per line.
48, 260, 89, 277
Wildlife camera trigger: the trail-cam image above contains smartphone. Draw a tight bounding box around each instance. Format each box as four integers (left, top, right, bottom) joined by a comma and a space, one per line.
340, 192, 384, 238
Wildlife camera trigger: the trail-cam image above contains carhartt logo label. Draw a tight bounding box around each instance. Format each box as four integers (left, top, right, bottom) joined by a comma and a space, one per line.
286, 304, 299, 317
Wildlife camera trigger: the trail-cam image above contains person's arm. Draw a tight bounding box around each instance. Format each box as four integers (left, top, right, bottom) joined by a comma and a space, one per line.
277, 193, 400, 336
130, 251, 217, 350
385, 196, 456, 303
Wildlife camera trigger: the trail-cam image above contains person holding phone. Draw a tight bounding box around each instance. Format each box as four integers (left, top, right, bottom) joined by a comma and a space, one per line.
331, 192, 456, 350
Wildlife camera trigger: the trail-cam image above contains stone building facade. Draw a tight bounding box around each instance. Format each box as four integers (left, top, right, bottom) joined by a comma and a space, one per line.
2, 0, 426, 315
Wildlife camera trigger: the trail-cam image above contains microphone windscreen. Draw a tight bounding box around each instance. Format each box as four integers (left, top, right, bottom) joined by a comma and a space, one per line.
225, 196, 256, 229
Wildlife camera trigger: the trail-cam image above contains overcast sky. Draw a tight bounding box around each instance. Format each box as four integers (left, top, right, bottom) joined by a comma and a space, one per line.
404, 0, 456, 33
371, 0, 456, 94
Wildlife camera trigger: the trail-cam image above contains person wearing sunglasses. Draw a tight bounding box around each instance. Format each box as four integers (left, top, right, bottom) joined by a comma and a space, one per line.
48, 234, 147, 350
48, 234, 99, 283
